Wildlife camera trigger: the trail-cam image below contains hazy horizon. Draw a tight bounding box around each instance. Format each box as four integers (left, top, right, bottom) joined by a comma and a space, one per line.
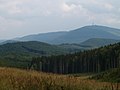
0, 0, 120, 39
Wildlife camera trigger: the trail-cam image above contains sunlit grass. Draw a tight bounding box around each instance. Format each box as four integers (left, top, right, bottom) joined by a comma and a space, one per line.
0, 67, 119, 90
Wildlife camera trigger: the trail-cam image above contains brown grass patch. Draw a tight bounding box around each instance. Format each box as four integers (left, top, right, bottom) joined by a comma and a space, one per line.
0, 67, 119, 90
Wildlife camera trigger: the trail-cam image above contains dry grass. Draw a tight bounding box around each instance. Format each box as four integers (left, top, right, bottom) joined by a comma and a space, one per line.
0, 67, 120, 90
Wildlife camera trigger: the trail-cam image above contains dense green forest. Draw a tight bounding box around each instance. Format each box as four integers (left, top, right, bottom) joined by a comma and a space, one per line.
30, 42, 120, 74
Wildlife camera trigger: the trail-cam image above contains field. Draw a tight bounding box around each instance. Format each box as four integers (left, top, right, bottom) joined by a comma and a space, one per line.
0, 67, 120, 90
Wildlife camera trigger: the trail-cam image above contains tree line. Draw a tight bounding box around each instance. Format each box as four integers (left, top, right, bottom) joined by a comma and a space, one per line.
29, 43, 120, 74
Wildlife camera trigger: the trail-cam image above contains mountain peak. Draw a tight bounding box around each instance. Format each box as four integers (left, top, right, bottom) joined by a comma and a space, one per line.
79, 25, 110, 30
12, 25, 120, 44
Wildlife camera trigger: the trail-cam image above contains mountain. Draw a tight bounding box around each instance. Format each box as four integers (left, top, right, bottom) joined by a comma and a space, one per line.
52, 25, 120, 44
0, 40, 18, 45
80, 38, 120, 47
16, 31, 67, 43
0, 40, 5, 43
1, 38, 119, 52
17, 25, 120, 44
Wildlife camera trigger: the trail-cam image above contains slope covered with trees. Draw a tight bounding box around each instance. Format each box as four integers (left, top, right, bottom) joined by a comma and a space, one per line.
81, 38, 120, 47
0, 40, 101, 68
0, 41, 71, 68
30, 42, 120, 74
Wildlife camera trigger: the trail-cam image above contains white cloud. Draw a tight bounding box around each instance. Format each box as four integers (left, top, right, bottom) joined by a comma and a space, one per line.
0, 16, 24, 31
62, 3, 72, 12
0, 0, 120, 39
119, 8, 120, 12
62, 2, 85, 13
60, 2, 89, 19
104, 3, 114, 10
0, 0, 30, 14
105, 18, 117, 24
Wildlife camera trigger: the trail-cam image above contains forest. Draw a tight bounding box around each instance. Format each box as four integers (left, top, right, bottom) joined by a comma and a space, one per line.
29, 43, 120, 74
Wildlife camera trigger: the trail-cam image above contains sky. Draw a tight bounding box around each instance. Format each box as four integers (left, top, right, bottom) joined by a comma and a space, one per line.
0, 0, 120, 39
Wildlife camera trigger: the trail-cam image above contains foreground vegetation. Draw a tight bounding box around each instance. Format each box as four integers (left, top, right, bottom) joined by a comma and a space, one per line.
0, 67, 120, 90
91, 68, 120, 83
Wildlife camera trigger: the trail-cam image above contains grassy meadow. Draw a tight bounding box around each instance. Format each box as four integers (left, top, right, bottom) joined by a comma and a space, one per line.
0, 67, 120, 90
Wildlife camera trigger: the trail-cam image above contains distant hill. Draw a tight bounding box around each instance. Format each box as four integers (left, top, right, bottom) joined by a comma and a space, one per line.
1, 38, 119, 51
52, 25, 120, 44
16, 25, 120, 44
0, 41, 69, 55
58, 43, 93, 52
0, 40, 19, 45
80, 38, 120, 47
0, 40, 5, 43
16, 31, 67, 44
0, 41, 83, 68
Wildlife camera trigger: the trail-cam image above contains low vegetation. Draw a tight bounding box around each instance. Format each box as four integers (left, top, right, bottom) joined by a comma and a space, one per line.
91, 68, 120, 83
0, 67, 120, 90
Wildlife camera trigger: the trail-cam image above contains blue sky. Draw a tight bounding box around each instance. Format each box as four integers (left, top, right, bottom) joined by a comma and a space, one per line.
0, 0, 120, 39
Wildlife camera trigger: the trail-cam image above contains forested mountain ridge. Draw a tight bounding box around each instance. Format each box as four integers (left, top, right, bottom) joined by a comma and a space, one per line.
0, 41, 71, 68
0, 41, 69, 55
0, 38, 119, 70
1, 41, 95, 68
1, 38, 119, 50
30, 42, 120, 74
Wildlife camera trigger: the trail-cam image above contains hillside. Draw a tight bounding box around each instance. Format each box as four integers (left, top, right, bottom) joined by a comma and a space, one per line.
0, 40, 5, 43
0, 67, 118, 90
0, 40, 19, 45
1, 38, 119, 53
16, 31, 67, 43
52, 25, 120, 44
0, 41, 90, 57
0, 39, 119, 72
91, 68, 120, 83
0, 41, 69, 55
58, 43, 93, 52
17, 25, 120, 44
0, 41, 70, 68
1, 40, 105, 68
81, 38, 120, 47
